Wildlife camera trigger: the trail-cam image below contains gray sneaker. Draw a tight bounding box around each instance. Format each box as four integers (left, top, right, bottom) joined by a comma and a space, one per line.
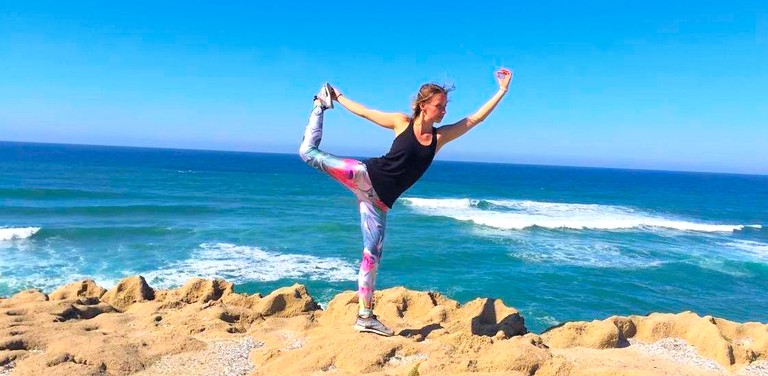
314, 83, 334, 110
354, 314, 394, 337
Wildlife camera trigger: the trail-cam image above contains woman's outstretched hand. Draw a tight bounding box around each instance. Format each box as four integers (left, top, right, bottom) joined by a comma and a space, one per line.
496, 68, 513, 92
329, 85, 343, 100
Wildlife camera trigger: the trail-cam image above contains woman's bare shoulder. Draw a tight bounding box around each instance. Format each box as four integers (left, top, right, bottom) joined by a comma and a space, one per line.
392, 114, 411, 134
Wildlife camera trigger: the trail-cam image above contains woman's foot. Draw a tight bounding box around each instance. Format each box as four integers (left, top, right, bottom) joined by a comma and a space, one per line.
314, 83, 334, 110
354, 314, 394, 337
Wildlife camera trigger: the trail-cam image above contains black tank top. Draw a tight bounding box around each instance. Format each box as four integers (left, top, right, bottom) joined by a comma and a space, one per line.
364, 120, 437, 208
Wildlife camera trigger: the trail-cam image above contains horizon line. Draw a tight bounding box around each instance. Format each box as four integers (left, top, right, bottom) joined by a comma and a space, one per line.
1, 139, 766, 178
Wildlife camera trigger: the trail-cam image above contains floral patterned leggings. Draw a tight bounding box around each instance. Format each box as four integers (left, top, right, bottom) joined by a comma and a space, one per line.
299, 105, 388, 316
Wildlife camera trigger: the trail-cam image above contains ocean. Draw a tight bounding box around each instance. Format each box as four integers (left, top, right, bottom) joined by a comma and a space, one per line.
1, 141, 766, 333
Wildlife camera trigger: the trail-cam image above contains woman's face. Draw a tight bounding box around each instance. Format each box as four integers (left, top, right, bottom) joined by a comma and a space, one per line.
421, 93, 447, 124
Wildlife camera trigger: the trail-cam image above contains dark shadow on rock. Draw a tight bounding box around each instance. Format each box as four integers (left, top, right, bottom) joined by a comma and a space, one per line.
471, 298, 527, 337
261, 295, 286, 316
76, 304, 116, 319
398, 323, 443, 341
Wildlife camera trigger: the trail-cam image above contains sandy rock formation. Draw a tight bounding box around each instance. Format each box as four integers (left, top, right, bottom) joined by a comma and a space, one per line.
0, 276, 766, 376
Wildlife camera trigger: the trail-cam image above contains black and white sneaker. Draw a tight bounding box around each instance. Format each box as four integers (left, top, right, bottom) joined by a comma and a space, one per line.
314, 83, 334, 110
354, 314, 394, 337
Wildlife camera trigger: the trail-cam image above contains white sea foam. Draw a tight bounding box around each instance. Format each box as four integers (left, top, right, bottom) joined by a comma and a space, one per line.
400, 197, 756, 233
726, 240, 768, 259
0, 271, 120, 296
0, 239, 122, 295
538, 316, 561, 329
515, 240, 663, 268
142, 243, 358, 289
1, 242, 358, 296
0, 227, 41, 241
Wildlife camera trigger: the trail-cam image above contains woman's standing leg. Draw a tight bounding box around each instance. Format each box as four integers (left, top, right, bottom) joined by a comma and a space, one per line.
352, 172, 394, 336
357, 199, 386, 317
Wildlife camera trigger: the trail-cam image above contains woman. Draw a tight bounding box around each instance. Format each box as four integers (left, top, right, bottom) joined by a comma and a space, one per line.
299, 68, 513, 336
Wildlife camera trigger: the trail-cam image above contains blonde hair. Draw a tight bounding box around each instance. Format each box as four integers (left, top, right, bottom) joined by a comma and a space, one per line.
411, 83, 455, 119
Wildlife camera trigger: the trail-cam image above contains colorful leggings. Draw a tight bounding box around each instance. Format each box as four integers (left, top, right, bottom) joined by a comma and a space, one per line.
299, 105, 388, 315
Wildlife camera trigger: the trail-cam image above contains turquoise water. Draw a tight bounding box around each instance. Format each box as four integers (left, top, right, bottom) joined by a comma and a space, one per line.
1, 141, 766, 333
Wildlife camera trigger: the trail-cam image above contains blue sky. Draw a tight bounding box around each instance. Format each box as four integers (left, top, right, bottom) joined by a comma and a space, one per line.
1, 1, 766, 174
